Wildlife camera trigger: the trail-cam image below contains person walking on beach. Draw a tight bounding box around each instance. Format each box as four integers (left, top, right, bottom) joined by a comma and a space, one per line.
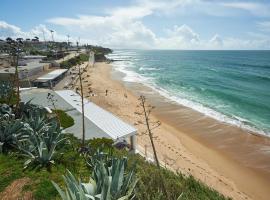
105, 89, 108, 96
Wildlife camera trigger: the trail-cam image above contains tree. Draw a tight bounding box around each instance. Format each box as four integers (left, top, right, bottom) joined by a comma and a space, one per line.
4, 37, 40, 111
5, 37, 24, 112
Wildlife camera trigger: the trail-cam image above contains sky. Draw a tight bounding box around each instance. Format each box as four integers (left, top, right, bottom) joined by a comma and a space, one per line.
1, 0, 270, 50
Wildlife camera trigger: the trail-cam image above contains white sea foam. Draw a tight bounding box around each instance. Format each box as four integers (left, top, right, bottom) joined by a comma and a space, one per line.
110, 58, 270, 137
139, 67, 160, 71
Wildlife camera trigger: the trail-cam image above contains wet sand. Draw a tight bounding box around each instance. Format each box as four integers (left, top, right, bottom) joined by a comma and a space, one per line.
77, 62, 270, 200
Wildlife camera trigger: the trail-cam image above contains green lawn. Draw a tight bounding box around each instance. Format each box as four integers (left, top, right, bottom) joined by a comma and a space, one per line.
54, 109, 75, 129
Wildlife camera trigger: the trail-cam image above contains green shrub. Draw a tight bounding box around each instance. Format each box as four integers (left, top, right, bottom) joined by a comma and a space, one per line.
88, 137, 114, 153
60, 53, 89, 69
0, 81, 16, 105
54, 109, 74, 129
124, 153, 229, 200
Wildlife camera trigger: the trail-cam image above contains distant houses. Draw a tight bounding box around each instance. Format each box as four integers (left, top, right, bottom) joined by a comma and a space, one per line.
0, 54, 72, 88
0, 57, 52, 87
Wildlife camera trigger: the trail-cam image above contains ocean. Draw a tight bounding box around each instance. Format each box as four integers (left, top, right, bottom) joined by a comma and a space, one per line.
107, 50, 270, 136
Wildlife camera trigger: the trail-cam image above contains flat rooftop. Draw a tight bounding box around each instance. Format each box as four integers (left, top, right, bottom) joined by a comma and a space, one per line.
0, 61, 45, 74
56, 90, 137, 139
36, 69, 68, 81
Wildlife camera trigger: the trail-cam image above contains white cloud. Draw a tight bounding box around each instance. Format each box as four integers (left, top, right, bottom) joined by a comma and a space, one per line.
210, 34, 223, 47
221, 2, 270, 17
257, 21, 270, 32
2, 17, 269, 50
222, 37, 270, 50
0, 21, 70, 43
156, 25, 201, 49
1, 0, 270, 50
0, 21, 24, 38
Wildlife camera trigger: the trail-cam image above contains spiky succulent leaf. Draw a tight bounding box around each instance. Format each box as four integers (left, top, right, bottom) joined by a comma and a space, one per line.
54, 154, 137, 200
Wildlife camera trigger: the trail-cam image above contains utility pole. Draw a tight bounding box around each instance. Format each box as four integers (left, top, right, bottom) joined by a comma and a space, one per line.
42, 30, 47, 50
67, 35, 70, 50
50, 30, 57, 59
50, 30, 55, 42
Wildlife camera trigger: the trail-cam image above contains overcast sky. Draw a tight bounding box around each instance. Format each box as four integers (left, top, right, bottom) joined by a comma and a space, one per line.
1, 0, 270, 49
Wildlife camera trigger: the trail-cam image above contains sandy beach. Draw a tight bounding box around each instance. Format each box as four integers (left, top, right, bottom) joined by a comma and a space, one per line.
76, 62, 270, 200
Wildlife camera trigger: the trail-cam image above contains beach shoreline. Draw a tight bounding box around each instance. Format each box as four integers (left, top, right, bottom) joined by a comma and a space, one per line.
81, 62, 270, 200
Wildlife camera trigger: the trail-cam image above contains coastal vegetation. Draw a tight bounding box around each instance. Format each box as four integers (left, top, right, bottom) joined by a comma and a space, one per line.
53, 109, 74, 129
85, 45, 112, 55
0, 39, 229, 199
0, 99, 229, 199
85, 45, 113, 62
60, 53, 90, 69
0, 136, 229, 199
0, 81, 17, 105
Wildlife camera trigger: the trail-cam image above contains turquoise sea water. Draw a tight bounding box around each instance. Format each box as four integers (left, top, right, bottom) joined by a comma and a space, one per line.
107, 50, 270, 136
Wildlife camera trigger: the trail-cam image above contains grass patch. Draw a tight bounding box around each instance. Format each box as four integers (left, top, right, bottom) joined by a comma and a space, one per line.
0, 155, 23, 192
54, 109, 74, 129
0, 134, 230, 200
125, 153, 230, 200
0, 135, 89, 199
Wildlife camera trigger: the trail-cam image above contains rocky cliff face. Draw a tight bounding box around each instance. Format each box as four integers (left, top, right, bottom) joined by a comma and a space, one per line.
95, 53, 108, 62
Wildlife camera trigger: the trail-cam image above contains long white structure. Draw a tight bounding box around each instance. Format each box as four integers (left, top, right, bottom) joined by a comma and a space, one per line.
56, 90, 137, 150
37, 69, 68, 81
34, 69, 68, 88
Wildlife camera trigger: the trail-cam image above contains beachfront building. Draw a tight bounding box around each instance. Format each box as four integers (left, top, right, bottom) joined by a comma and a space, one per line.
21, 89, 137, 151
0, 56, 53, 88
33, 69, 68, 88
89, 51, 95, 66
0, 61, 51, 80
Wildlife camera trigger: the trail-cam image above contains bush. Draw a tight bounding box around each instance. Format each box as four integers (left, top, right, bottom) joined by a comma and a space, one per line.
54, 109, 74, 129
88, 137, 114, 153
0, 81, 16, 105
60, 53, 89, 69
125, 153, 229, 200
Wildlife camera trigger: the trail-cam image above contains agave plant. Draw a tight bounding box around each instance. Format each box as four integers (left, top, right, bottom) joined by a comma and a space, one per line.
0, 116, 30, 153
0, 81, 14, 103
17, 113, 65, 168
18, 100, 47, 119
52, 170, 95, 200
23, 112, 51, 134
18, 129, 65, 168
52, 157, 137, 200
0, 104, 13, 116
86, 149, 112, 169
93, 157, 137, 200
